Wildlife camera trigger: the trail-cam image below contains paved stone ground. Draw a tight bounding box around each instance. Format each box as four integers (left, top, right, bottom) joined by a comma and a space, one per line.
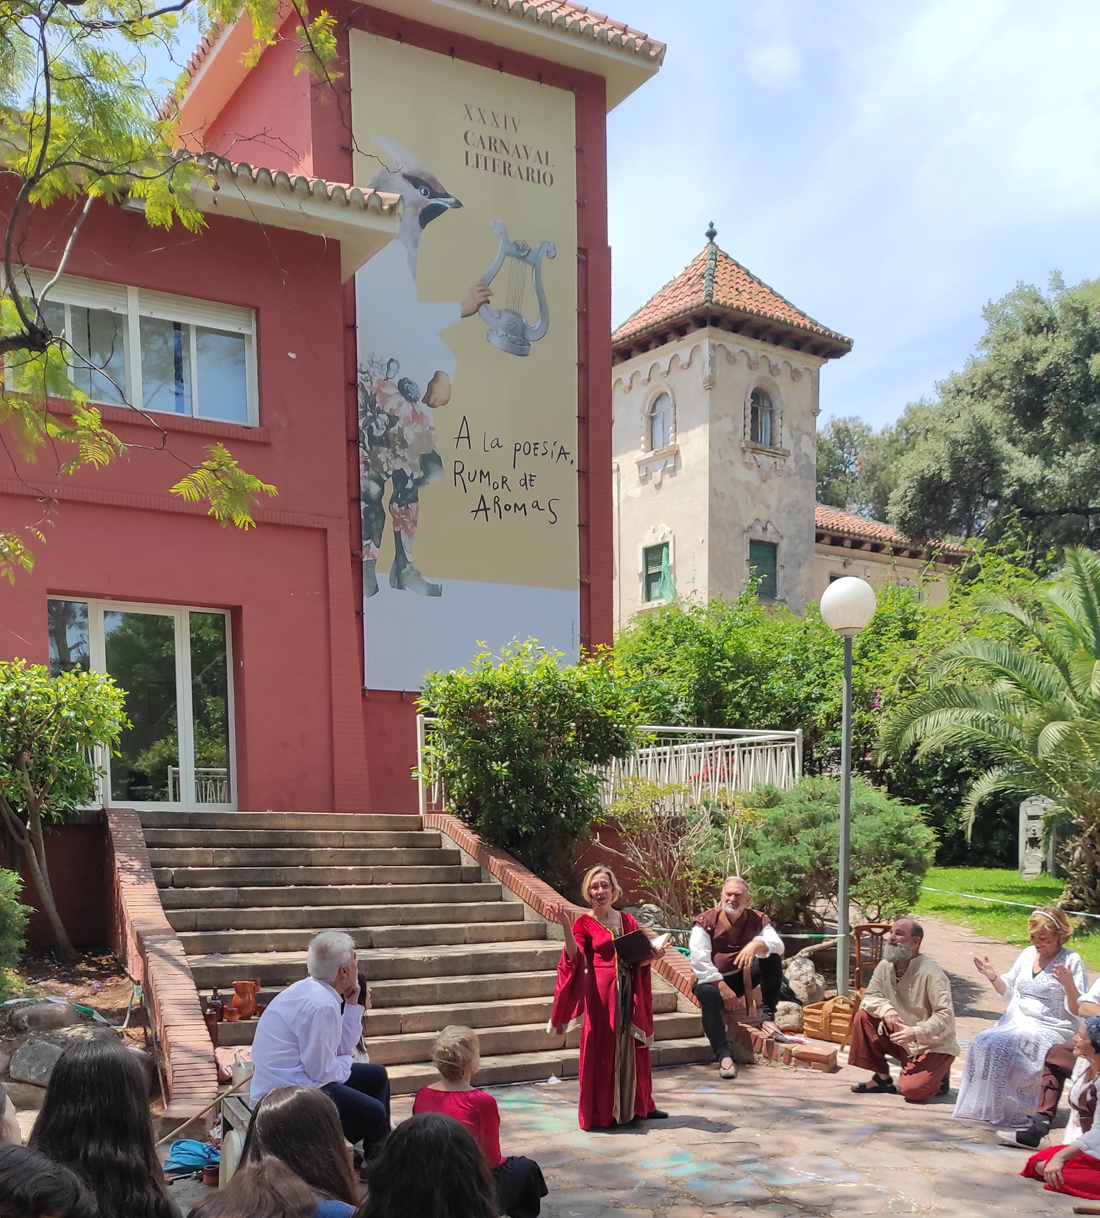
169, 916, 1084, 1216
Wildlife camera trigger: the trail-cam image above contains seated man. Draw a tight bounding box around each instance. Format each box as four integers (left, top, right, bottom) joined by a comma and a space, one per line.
849, 917, 959, 1103
251, 930, 390, 1154
690, 875, 786, 1080
999, 967, 1100, 1147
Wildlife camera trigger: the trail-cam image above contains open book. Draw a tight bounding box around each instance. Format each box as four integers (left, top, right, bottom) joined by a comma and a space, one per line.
613, 929, 671, 964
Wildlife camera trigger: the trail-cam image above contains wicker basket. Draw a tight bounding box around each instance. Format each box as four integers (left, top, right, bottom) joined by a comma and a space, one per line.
802, 995, 858, 1044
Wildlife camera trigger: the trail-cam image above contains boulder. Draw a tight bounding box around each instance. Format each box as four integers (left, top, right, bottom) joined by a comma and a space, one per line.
775, 1001, 804, 1033
785, 955, 826, 1006
10, 1039, 63, 1086
4, 1081, 47, 1111
0, 1050, 11, 1078
9, 1000, 79, 1034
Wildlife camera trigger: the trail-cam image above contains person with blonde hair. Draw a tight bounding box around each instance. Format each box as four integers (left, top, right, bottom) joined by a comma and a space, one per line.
548, 864, 668, 1130
412, 1026, 546, 1218
955, 906, 1088, 1127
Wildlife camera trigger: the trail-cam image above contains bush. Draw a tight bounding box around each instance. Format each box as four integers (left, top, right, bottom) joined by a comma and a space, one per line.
739, 777, 937, 930
419, 641, 638, 889
0, 869, 30, 995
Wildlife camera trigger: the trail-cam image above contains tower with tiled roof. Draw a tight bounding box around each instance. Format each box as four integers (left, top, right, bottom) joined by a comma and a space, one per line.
611, 225, 852, 622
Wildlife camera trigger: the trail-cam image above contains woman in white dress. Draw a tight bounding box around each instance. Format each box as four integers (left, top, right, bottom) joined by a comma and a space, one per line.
954, 906, 1086, 1127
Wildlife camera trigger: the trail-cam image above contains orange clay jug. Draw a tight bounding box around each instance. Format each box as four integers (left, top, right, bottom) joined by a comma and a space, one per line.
232, 979, 260, 1020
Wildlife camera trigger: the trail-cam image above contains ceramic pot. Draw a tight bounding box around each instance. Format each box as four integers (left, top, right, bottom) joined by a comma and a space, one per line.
224, 1008, 240, 1023
232, 979, 260, 1020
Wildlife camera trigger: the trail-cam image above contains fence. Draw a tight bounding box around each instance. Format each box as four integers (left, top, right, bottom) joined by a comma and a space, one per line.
416, 717, 802, 817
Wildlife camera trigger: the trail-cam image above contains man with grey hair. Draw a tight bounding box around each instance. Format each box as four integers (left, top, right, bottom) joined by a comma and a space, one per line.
848, 917, 959, 1103
250, 930, 390, 1152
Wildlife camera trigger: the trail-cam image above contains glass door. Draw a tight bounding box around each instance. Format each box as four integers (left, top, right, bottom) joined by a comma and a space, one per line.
46, 599, 236, 809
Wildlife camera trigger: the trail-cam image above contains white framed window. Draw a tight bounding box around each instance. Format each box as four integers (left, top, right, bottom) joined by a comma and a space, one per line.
646, 391, 674, 452
24, 270, 258, 425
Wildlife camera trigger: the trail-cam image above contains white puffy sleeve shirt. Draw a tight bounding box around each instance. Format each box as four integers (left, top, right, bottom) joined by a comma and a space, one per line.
250, 976, 365, 1103
689, 921, 785, 985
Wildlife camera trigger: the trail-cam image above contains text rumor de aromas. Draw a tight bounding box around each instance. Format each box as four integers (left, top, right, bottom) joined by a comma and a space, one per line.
464, 149, 554, 187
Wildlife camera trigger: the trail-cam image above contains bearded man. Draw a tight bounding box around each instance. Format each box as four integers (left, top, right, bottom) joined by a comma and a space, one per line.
848, 917, 959, 1102
690, 876, 786, 1080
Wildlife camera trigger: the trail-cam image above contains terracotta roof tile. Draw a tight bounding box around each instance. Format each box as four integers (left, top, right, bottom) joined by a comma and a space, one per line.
815, 504, 963, 556
613, 235, 852, 357
198, 155, 402, 216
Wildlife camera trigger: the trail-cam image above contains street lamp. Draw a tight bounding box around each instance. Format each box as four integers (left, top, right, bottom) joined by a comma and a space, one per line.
819, 576, 878, 998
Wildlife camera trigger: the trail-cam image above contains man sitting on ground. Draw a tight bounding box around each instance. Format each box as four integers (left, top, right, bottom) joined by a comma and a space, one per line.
849, 917, 959, 1102
999, 965, 1100, 1147
690, 875, 786, 1080
251, 930, 390, 1155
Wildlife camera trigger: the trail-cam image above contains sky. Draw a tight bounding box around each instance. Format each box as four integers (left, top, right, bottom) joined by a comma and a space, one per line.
603, 0, 1100, 429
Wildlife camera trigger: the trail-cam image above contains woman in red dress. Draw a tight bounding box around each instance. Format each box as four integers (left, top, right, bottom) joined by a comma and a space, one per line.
548, 865, 669, 1130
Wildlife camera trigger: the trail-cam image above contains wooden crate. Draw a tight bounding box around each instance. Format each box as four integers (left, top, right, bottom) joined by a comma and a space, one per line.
802, 996, 858, 1045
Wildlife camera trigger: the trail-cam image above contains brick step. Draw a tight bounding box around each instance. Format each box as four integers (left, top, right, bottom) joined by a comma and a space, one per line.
166, 901, 526, 934
158, 882, 504, 911
189, 942, 563, 989
153, 864, 482, 889
382, 1038, 715, 1095
139, 812, 420, 831
144, 829, 442, 849
148, 847, 461, 869
177, 919, 547, 956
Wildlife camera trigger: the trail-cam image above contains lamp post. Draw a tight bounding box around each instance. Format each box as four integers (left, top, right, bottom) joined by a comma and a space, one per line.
819, 576, 878, 998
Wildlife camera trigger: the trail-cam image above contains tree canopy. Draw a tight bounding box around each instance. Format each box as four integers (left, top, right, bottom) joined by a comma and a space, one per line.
817, 274, 1100, 563
0, 0, 338, 579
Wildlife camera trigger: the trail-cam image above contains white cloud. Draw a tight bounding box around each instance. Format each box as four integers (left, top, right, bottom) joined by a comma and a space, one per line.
745, 43, 802, 87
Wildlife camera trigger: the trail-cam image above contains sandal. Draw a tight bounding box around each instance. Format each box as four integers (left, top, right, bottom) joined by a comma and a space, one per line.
851, 1076, 896, 1094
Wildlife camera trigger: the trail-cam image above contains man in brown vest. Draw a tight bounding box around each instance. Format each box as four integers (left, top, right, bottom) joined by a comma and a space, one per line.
690, 876, 785, 1080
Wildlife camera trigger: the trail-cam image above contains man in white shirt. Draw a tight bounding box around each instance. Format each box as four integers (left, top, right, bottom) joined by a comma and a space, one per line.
690, 876, 786, 1080
999, 969, 1100, 1147
250, 930, 390, 1153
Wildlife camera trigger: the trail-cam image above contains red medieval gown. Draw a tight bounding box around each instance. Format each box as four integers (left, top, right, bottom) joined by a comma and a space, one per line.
549, 911, 655, 1130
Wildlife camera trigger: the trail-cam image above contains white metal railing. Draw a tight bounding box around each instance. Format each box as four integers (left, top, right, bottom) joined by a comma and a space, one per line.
416, 716, 802, 817
167, 766, 230, 805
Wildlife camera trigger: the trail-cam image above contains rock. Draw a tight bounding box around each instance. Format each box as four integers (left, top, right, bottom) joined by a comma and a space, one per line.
785, 956, 826, 1005
9, 1000, 79, 1034
4, 1081, 47, 1111
775, 1000, 804, 1032
44, 1024, 115, 1048
0, 1050, 11, 1078
10, 1039, 63, 1086
623, 904, 662, 928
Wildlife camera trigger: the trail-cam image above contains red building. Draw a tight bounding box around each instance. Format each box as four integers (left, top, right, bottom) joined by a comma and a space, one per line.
2, 2, 664, 823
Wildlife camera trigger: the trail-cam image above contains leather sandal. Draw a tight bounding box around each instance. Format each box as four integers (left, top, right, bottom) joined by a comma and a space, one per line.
851, 1075, 896, 1094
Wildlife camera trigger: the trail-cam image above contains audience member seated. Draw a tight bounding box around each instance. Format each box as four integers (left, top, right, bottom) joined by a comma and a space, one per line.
355, 1112, 497, 1218
955, 907, 1086, 1127
999, 958, 1100, 1148
0, 1143, 95, 1218
189, 1157, 319, 1218
251, 931, 390, 1156
413, 1026, 547, 1218
29, 1038, 176, 1218
242, 1085, 359, 1216
848, 918, 959, 1102
690, 875, 786, 1079
1020, 1016, 1100, 1199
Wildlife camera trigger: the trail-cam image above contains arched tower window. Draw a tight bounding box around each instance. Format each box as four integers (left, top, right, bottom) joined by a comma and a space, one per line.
749, 387, 774, 446
647, 391, 673, 452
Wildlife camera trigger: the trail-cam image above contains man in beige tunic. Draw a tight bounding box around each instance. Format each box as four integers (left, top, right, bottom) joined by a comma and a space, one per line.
848, 918, 959, 1102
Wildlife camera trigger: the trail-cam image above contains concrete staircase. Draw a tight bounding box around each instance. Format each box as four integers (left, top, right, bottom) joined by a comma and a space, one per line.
140, 811, 709, 1092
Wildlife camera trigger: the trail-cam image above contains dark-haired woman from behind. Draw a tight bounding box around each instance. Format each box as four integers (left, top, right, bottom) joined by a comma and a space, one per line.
29, 1037, 176, 1218
0, 1143, 95, 1218
241, 1085, 358, 1216
188, 1158, 317, 1218
356, 1113, 497, 1218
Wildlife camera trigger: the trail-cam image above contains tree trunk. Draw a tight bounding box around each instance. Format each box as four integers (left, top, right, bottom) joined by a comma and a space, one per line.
20, 815, 77, 963
1058, 820, 1100, 914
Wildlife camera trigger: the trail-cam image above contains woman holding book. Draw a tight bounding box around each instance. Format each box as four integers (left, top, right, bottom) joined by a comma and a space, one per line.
548, 864, 669, 1130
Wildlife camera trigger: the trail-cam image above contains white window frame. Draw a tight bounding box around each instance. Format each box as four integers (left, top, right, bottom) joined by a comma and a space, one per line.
54, 598, 238, 812
21, 270, 259, 426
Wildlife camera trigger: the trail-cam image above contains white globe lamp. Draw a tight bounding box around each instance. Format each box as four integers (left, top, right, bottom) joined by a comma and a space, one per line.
819, 575, 877, 997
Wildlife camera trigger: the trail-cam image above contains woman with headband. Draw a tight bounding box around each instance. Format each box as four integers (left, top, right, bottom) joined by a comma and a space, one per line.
954, 906, 1086, 1126
1020, 1015, 1100, 1198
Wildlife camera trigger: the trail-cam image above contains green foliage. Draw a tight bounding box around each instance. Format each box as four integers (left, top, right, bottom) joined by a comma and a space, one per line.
0, 0, 338, 569
882, 546, 1100, 911
0, 659, 126, 957
739, 777, 937, 930
816, 415, 873, 509
0, 871, 31, 989
419, 641, 638, 889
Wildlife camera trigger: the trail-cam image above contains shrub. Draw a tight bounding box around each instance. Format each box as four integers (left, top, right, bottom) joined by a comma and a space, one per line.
419, 641, 638, 889
0, 870, 30, 995
739, 777, 937, 930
